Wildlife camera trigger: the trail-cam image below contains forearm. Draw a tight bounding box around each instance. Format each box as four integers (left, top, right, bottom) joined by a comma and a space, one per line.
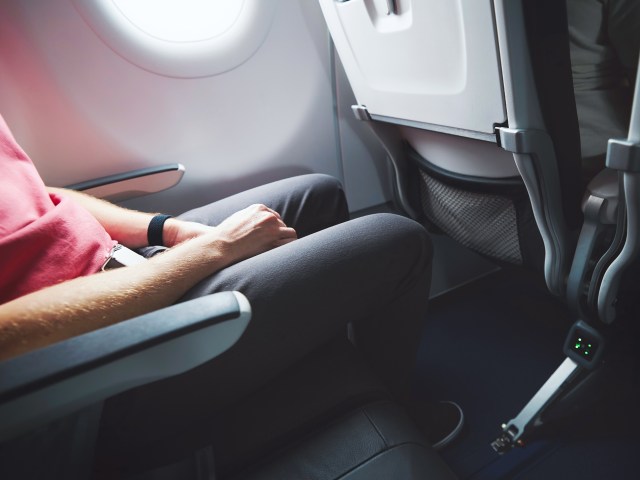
47, 187, 211, 248
0, 203, 296, 361
0, 235, 228, 361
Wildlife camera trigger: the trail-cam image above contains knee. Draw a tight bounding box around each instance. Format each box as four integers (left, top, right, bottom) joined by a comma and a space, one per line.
389, 214, 432, 261
295, 174, 348, 224
300, 174, 345, 200
355, 213, 433, 267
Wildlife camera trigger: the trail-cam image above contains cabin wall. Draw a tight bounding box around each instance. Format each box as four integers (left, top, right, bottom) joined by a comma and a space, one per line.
0, 0, 390, 214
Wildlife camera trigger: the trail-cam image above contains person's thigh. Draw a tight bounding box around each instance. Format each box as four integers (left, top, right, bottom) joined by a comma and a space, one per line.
98, 213, 432, 469
177, 212, 432, 404
180, 212, 432, 397
177, 173, 349, 237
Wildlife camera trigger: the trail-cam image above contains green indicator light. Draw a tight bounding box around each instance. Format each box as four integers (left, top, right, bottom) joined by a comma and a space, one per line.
584, 351, 589, 355
588, 344, 592, 348
575, 343, 581, 349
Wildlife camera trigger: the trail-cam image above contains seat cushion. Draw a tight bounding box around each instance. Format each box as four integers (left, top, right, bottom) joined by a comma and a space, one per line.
231, 400, 457, 480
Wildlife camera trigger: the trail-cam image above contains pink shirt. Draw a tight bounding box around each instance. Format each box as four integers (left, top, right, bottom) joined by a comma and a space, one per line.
0, 115, 115, 304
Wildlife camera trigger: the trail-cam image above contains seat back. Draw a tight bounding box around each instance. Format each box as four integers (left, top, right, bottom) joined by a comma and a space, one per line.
320, 0, 506, 139
320, 0, 583, 296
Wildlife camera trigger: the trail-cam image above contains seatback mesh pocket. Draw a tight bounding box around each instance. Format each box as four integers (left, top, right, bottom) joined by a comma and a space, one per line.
419, 171, 523, 264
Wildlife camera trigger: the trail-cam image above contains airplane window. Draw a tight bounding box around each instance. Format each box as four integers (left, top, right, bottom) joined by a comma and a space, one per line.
72, 0, 278, 78
111, 0, 244, 43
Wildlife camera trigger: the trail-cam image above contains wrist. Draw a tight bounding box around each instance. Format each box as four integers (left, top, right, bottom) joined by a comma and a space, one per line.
159, 218, 182, 248
147, 214, 173, 247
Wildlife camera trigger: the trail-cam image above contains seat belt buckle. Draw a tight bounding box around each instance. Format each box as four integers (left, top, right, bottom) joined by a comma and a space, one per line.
102, 244, 147, 270
491, 424, 524, 454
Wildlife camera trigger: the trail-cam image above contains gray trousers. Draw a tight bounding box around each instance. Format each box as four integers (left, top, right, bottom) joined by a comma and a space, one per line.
98, 174, 433, 469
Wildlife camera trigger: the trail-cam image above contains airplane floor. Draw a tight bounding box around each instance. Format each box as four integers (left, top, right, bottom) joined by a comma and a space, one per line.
413, 266, 640, 479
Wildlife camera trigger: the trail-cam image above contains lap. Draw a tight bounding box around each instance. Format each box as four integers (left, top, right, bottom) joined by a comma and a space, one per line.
182, 212, 431, 316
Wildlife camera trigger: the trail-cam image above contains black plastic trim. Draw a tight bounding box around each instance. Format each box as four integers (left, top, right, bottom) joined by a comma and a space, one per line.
65, 164, 183, 191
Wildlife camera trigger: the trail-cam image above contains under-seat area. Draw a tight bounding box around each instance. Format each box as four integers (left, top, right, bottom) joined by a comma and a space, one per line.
416, 262, 640, 479
92, 335, 457, 480
232, 264, 640, 480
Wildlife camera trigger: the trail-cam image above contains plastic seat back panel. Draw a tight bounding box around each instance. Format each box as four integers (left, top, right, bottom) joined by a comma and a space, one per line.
320, 0, 507, 135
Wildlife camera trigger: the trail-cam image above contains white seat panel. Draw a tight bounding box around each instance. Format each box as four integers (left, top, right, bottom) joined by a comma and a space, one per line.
402, 127, 520, 178
320, 0, 507, 135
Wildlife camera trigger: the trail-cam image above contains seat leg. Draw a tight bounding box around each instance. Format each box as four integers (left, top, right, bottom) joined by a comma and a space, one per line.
491, 320, 604, 454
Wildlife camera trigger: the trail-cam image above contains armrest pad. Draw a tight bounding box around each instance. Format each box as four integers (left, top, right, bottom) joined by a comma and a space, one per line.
65, 163, 185, 201
0, 291, 251, 441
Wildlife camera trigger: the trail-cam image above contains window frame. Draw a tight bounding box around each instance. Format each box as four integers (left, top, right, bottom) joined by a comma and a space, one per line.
71, 0, 280, 78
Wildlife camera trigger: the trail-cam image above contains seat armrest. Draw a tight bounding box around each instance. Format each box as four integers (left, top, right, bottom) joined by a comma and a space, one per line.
65, 163, 185, 202
0, 291, 251, 442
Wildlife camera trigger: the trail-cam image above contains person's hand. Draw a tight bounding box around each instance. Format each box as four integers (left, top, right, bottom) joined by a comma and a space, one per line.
164, 204, 296, 252
210, 204, 297, 264
162, 204, 296, 265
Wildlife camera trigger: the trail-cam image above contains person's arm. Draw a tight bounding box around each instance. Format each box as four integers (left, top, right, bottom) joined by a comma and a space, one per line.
46, 187, 210, 248
0, 203, 297, 361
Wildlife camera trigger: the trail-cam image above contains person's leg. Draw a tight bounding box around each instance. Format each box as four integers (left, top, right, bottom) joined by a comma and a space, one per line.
138, 174, 348, 258
179, 212, 432, 405
98, 212, 433, 469
176, 173, 349, 236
